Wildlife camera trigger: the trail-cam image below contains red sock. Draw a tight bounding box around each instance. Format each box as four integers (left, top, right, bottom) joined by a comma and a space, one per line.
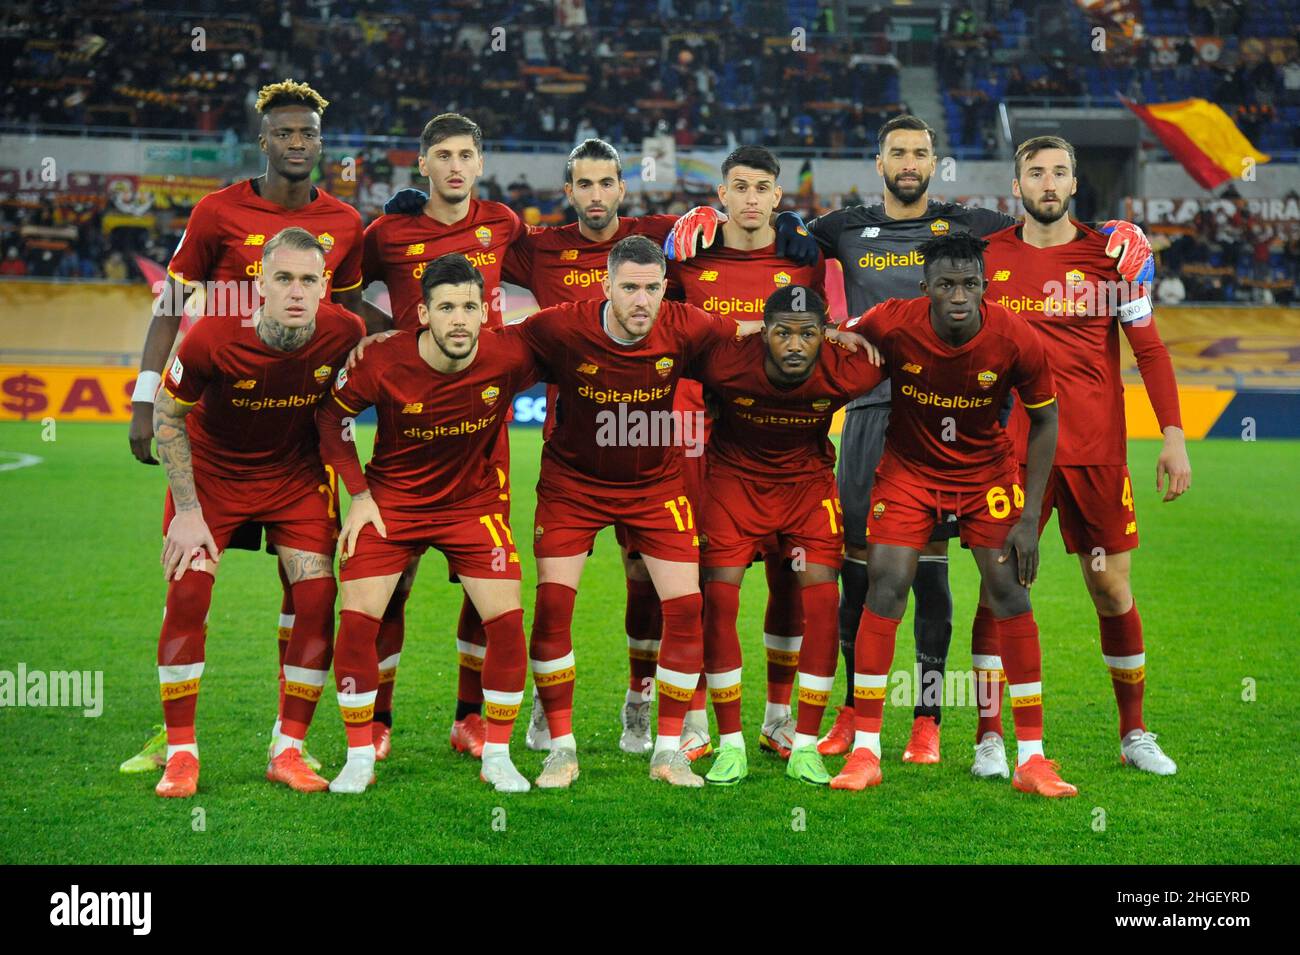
335, 609, 381, 750
852, 609, 899, 737
529, 582, 577, 739
688, 672, 707, 714
702, 580, 743, 736
656, 592, 705, 738
158, 570, 215, 748
374, 584, 409, 725
455, 594, 486, 712
481, 608, 527, 745
276, 562, 294, 720
998, 611, 1044, 748
794, 581, 838, 738
1099, 600, 1146, 737
763, 554, 803, 708
971, 603, 1005, 741
280, 577, 335, 741
625, 578, 661, 697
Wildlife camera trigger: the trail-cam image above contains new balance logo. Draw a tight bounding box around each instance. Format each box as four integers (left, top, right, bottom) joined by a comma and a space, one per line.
860, 226, 880, 238
405, 244, 425, 256
402, 402, 423, 414
233, 379, 257, 389
576, 362, 599, 375
243, 234, 265, 246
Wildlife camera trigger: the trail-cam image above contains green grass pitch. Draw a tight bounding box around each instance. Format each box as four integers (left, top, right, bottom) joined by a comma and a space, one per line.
0, 421, 1295, 864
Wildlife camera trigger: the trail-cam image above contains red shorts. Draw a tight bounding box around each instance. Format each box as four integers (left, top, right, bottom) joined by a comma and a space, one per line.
701, 469, 843, 569
866, 468, 1023, 551
340, 504, 522, 581
488, 425, 511, 514
536, 481, 699, 563
615, 454, 704, 556
1032, 464, 1139, 555
164, 467, 338, 556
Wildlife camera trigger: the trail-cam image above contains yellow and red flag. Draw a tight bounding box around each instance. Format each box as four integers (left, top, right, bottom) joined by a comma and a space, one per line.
1121, 96, 1270, 190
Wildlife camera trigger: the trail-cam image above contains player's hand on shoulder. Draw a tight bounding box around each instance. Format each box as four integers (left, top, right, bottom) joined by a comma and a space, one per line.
384, 188, 428, 216
347, 330, 399, 370
1156, 429, 1191, 502
775, 211, 819, 266
162, 510, 219, 581
339, 490, 386, 560
664, 206, 726, 261
129, 402, 159, 465
824, 327, 882, 365
998, 516, 1040, 588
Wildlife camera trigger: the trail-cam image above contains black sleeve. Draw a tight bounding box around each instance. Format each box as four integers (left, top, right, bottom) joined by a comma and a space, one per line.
806, 208, 844, 256
970, 207, 1018, 237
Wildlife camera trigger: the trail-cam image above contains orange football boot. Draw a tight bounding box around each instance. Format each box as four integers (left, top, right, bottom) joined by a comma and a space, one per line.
155, 751, 199, 798
450, 713, 486, 758
372, 723, 391, 761
817, 705, 856, 756
1012, 754, 1078, 798
829, 747, 883, 790
266, 748, 329, 792
902, 715, 941, 764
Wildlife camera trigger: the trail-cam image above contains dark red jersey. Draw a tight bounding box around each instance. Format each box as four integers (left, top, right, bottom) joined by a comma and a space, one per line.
162, 301, 364, 481
667, 241, 826, 320
318, 328, 540, 515
507, 299, 735, 497
983, 221, 1181, 465
167, 179, 364, 304
847, 296, 1055, 490
362, 199, 526, 332
503, 216, 677, 307
690, 333, 882, 482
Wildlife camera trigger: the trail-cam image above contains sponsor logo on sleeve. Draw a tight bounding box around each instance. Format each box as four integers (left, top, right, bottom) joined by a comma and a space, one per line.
169, 356, 183, 383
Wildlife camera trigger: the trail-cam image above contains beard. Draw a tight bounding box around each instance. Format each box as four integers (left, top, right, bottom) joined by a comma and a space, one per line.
884, 170, 930, 205
1022, 192, 1072, 225
432, 327, 477, 360
577, 204, 615, 232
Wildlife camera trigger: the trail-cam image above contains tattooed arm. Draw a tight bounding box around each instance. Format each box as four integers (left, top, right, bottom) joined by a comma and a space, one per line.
154, 390, 219, 580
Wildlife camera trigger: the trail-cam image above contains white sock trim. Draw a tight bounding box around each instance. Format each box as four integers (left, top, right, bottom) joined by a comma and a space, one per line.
530, 651, 575, 674
705, 668, 743, 688
763, 633, 803, 651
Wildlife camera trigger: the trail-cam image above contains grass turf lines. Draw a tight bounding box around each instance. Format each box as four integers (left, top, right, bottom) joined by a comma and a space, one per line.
0, 422, 1295, 864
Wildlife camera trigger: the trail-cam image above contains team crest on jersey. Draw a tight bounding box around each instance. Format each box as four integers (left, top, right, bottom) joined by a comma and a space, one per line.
930, 219, 950, 236
233, 378, 257, 390
313, 364, 332, 383
334, 367, 349, 389
402, 402, 423, 414
243, 234, 265, 246
576, 362, 599, 375
733, 396, 755, 406
534, 524, 544, 543
318, 232, 335, 253
655, 357, 674, 378
860, 226, 881, 239
560, 249, 579, 261
699, 270, 719, 282
902, 362, 923, 375
992, 270, 1010, 281
405, 243, 425, 256
872, 502, 886, 519
811, 399, 831, 412
169, 356, 184, 383
977, 370, 998, 390
1066, 269, 1085, 285
481, 385, 500, 408
475, 226, 493, 247
773, 271, 791, 287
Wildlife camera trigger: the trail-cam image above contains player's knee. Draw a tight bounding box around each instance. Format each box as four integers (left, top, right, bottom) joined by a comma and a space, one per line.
1088, 580, 1133, 617
984, 581, 1031, 619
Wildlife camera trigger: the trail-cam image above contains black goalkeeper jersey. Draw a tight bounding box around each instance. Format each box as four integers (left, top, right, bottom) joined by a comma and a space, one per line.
808, 200, 1015, 409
